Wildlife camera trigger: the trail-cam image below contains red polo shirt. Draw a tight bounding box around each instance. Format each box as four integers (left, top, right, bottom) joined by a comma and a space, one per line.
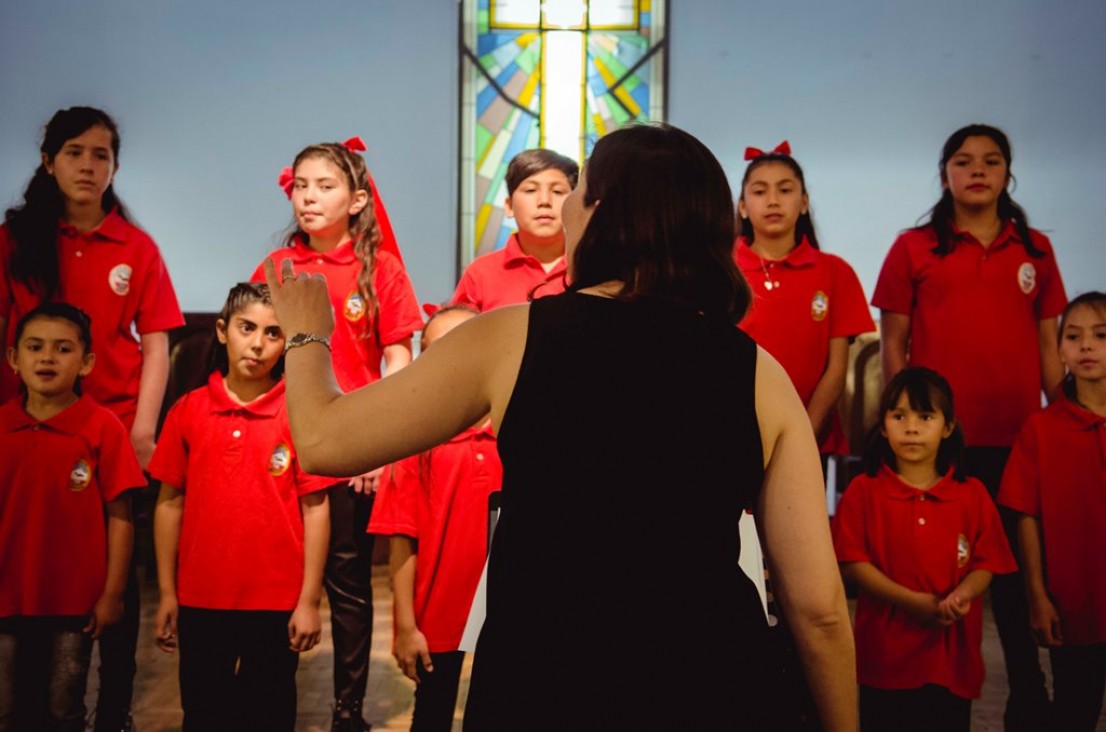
0, 395, 145, 618
148, 373, 332, 611
734, 238, 875, 453
872, 223, 1067, 447
997, 395, 1106, 645
833, 466, 1017, 698
0, 212, 184, 429
450, 234, 566, 312
251, 241, 422, 391
368, 423, 502, 652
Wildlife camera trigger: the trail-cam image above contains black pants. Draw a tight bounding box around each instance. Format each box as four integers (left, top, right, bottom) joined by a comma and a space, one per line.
325, 482, 375, 705
964, 446, 1051, 731
860, 684, 970, 732
177, 606, 298, 732
92, 560, 140, 731
93, 479, 154, 732
1050, 643, 1106, 731
410, 651, 465, 732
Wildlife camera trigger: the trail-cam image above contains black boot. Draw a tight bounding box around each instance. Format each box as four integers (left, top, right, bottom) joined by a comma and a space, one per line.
332, 699, 370, 732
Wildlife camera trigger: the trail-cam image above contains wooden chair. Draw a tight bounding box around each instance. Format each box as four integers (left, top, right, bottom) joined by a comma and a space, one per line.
829, 331, 883, 512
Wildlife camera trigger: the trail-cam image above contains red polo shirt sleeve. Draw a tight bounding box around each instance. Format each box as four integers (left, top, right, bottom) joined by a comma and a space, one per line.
374, 250, 423, 347
871, 232, 914, 315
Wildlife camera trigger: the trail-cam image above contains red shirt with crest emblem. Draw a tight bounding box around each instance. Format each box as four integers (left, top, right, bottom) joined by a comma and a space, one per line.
0, 395, 145, 617
733, 237, 875, 454
252, 240, 422, 391
833, 466, 1017, 698
148, 373, 331, 610
872, 223, 1067, 446
0, 211, 184, 428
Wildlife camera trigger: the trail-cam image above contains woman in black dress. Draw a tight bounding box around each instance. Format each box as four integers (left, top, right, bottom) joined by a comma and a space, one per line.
265, 122, 857, 731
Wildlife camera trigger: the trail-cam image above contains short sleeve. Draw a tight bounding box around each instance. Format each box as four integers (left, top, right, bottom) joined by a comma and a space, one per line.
997, 422, 1042, 517
832, 477, 872, 563
373, 252, 423, 346
97, 411, 147, 502
293, 462, 333, 497
132, 235, 184, 335
450, 267, 481, 311
1030, 232, 1068, 320
147, 403, 189, 490
367, 456, 419, 537
828, 255, 876, 339
967, 480, 1018, 574
871, 234, 916, 315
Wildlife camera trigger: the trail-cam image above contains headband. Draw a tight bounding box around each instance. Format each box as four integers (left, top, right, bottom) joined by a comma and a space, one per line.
744, 140, 791, 161
278, 136, 404, 265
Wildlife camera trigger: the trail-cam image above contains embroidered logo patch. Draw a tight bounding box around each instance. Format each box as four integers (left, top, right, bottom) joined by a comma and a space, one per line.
344, 291, 365, 322
811, 291, 828, 321
269, 443, 291, 476
957, 533, 970, 568
108, 264, 133, 295
1017, 262, 1036, 294
69, 459, 91, 491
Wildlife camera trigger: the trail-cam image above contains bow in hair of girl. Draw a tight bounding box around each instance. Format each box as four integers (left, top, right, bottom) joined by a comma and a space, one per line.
744, 140, 791, 161
277, 135, 405, 264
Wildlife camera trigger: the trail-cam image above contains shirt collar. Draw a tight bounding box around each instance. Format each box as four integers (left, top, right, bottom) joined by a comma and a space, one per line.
734, 236, 817, 271
951, 219, 1019, 251
204, 371, 285, 416
285, 234, 359, 265
1, 394, 99, 434
56, 207, 129, 244
1054, 392, 1106, 431
503, 233, 566, 274
879, 464, 960, 501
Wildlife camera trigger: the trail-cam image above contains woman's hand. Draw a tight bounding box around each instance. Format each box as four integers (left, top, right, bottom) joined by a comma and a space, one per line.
262, 257, 336, 340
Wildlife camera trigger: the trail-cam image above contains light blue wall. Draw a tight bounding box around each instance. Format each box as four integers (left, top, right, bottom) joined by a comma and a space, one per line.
1, 1, 1103, 313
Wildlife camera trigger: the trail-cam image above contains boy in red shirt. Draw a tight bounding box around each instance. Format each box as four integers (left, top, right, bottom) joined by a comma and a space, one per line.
451, 149, 578, 312
0, 303, 141, 731
150, 283, 330, 732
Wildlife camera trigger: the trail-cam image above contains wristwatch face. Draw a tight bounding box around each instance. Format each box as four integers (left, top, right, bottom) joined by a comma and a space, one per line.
289, 333, 311, 347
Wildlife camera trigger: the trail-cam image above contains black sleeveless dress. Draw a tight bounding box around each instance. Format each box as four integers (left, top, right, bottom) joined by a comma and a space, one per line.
463, 292, 781, 731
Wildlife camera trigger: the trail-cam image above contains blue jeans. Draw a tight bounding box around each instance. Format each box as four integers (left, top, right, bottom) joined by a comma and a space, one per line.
0, 618, 93, 732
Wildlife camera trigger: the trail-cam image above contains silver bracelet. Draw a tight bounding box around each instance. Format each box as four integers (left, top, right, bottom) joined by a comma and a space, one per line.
283, 332, 332, 354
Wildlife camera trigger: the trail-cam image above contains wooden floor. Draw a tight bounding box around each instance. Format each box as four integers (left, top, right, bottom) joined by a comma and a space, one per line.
85, 564, 1105, 732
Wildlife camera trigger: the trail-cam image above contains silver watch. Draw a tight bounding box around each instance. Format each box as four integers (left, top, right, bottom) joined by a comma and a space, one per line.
283, 332, 332, 354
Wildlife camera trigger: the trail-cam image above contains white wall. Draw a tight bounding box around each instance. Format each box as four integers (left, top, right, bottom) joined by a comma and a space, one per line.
1, 0, 1102, 313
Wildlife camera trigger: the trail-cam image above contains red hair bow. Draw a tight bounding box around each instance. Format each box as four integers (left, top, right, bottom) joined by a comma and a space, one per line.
422, 302, 441, 318
342, 136, 367, 153
744, 140, 791, 161
278, 166, 295, 198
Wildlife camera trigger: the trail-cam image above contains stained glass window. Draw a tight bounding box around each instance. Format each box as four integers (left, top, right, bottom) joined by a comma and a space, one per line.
459, 0, 668, 266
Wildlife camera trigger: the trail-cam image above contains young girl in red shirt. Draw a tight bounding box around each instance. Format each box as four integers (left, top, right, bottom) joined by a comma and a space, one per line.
999, 291, 1106, 731
833, 366, 1016, 731
250, 138, 423, 730
150, 282, 330, 732
0, 303, 142, 731
733, 141, 874, 457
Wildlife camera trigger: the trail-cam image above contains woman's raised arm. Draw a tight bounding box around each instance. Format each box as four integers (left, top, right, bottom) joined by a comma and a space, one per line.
263, 257, 527, 477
